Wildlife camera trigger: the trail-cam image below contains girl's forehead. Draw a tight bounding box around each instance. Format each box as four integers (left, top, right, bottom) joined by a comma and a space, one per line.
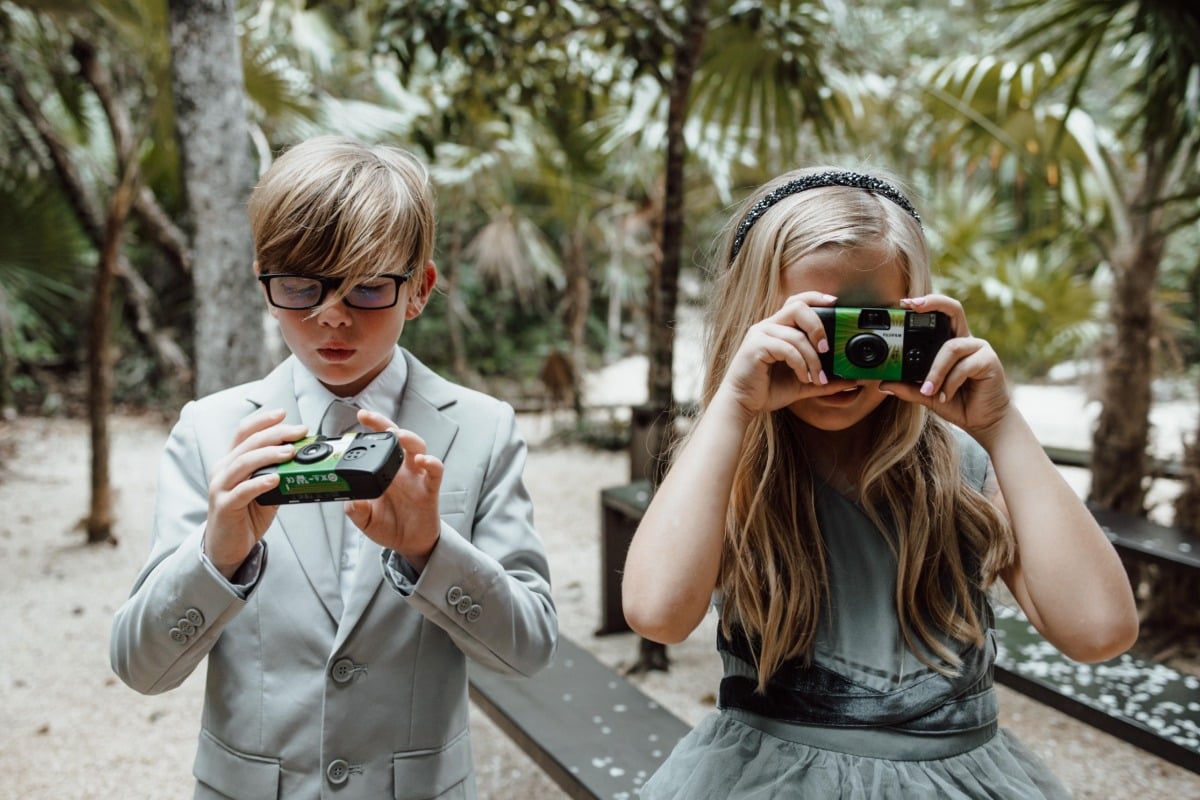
780, 246, 907, 305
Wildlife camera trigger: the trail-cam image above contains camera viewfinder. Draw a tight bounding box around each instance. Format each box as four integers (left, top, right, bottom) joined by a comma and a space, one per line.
856, 309, 892, 330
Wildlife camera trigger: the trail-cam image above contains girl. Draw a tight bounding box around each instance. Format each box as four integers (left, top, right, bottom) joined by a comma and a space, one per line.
622, 168, 1138, 798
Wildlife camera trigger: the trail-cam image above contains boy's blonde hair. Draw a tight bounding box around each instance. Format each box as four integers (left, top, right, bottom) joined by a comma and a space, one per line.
705, 167, 1016, 690
248, 135, 437, 303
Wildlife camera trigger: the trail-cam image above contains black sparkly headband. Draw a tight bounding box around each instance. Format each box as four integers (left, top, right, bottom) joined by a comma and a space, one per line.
729, 170, 922, 260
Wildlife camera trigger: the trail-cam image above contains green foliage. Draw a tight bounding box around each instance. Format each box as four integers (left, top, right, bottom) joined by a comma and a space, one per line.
939, 247, 1101, 381
0, 141, 90, 366
402, 268, 568, 386
4, 0, 1200, 418
926, 175, 1102, 380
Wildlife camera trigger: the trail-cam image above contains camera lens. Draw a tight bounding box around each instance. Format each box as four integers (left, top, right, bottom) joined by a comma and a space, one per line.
845, 333, 889, 368
294, 441, 335, 464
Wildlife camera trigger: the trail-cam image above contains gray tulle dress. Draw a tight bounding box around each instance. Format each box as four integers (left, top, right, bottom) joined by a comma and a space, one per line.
640, 435, 1070, 799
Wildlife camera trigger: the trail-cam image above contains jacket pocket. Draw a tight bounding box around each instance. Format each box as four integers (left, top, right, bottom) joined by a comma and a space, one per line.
194, 728, 281, 799
392, 730, 472, 800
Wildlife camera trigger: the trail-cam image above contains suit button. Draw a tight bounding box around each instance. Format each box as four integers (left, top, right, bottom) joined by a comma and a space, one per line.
331, 658, 360, 684
326, 759, 350, 785
169, 627, 187, 644
446, 585, 463, 605
465, 604, 482, 623
184, 608, 205, 626
177, 620, 196, 636
455, 596, 473, 614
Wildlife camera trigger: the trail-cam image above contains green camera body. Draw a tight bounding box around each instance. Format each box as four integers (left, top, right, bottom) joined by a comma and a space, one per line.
254, 431, 402, 505
815, 307, 952, 383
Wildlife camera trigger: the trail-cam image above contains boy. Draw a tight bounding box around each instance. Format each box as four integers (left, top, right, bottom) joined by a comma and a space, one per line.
111, 136, 558, 799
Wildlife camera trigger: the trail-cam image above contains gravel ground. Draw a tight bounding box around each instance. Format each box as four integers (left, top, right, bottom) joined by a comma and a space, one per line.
2, 412, 1198, 798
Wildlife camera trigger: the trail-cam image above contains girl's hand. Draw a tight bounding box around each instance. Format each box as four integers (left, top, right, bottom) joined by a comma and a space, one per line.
205, 408, 307, 578
345, 409, 444, 572
718, 291, 858, 417
880, 295, 1011, 442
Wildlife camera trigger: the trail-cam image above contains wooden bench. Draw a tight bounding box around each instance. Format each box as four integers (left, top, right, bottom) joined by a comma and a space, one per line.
468, 635, 691, 799
1042, 444, 1200, 572
1088, 503, 1200, 571
993, 604, 1200, 773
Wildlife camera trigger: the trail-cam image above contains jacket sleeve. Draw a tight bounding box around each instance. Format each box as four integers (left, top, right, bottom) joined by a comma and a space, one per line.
382, 403, 557, 677
109, 400, 263, 694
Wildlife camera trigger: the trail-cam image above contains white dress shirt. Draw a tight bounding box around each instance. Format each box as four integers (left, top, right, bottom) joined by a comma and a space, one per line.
293, 346, 409, 612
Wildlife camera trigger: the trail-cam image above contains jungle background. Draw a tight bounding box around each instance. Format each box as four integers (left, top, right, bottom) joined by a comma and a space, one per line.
1, 0, 1200, 795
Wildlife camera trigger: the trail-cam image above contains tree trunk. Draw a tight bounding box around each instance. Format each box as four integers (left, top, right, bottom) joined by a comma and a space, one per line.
644, 0, 708, 487
87, 167, 137, 545
563, 225, 590, 419
1087, 148, 1173, 643
631, 0, 709, 677
1088, 158, 1166, 516
442, 219, 471, 383
168, 0, 263, 395
0, 284, 14, 419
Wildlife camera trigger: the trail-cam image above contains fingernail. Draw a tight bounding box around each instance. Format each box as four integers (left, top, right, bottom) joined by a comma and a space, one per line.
824, 294, 838, 302
818, 339, 829, 354
818, 371, 829, 385
920, 381, 935, 396
939, 391, 947, 403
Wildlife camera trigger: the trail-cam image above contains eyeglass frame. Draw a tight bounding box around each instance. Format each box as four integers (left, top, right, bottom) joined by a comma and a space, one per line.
257, 271, 415, 310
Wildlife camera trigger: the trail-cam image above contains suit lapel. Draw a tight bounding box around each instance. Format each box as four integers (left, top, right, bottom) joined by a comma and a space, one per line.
247, 359, 344, 623
334, 351, 461, 642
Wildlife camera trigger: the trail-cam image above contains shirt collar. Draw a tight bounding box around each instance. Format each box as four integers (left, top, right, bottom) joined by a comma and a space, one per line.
293, 346, 408, 431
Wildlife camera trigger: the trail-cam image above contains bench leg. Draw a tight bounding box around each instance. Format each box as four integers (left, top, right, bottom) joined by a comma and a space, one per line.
597, 502, 635, 635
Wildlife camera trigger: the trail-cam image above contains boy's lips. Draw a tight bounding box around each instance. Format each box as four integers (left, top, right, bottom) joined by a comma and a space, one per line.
318, 346, 356, 362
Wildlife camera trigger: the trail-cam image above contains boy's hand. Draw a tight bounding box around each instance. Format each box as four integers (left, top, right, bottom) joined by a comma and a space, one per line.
205, 408, 307, 579
346, 409, 444, 572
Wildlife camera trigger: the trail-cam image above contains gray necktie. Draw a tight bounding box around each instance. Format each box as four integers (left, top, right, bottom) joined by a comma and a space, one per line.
317, 398, 361, 589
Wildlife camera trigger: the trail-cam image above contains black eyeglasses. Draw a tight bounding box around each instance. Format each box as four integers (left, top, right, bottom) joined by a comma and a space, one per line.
258, 272, 413, 310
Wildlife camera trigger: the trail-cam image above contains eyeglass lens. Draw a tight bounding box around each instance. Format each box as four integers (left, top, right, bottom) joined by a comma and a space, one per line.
266, 275, 402, 309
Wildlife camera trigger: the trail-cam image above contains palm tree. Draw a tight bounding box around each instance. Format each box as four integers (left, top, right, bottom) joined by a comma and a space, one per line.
1001, 1, 1200, 644
1005, 0, 1200, 514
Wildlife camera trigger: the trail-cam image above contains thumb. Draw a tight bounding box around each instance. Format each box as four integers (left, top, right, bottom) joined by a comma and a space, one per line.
344, 499, 371, 528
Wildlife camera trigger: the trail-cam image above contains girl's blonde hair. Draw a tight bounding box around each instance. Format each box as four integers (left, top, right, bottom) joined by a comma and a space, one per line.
705, 167, 1015, 690
248, 135, 437, 303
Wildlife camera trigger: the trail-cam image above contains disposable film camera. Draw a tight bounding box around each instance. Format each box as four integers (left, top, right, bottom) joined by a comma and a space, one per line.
254, 431, 402, 505
815, 307, 953, 383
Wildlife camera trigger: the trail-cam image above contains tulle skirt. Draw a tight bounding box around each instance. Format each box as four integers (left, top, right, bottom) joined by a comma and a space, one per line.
639, 711, 1070, 799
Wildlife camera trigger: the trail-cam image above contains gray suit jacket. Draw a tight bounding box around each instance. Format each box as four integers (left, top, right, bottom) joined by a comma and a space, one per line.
111, 350, 557, 799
